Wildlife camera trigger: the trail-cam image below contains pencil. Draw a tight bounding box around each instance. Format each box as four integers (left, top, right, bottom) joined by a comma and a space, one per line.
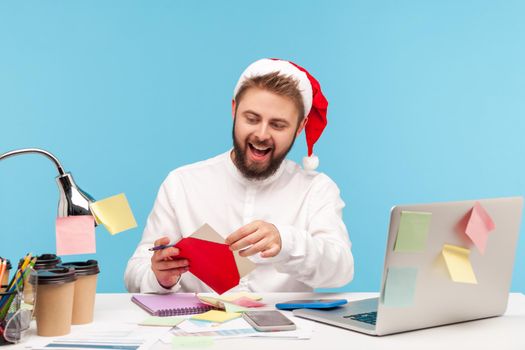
0, 254, 36, 319
0, 259, 6, 288
2, 253, 30, 302
19, 253, 32, 271
0, 259, 7, 291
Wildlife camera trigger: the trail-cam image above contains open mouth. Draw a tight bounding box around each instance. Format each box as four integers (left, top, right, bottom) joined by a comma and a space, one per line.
248, 142, 272, 161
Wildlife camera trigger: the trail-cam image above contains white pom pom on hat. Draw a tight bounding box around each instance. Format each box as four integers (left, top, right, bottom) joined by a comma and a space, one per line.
234, 58, 328, 171
302, 154, 319, 171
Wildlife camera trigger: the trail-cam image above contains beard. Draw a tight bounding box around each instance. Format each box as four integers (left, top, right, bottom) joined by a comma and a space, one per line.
232, 121, 297, 181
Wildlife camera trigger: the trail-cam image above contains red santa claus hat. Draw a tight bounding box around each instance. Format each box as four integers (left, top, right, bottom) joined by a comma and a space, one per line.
233, 58, 328, 171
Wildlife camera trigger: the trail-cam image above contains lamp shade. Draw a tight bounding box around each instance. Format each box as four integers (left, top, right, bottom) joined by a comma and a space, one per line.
56, 173, 95, 218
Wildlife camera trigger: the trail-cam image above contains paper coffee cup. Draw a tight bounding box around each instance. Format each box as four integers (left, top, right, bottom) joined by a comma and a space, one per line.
59, 260, 100, 325
30, 267, 76, 337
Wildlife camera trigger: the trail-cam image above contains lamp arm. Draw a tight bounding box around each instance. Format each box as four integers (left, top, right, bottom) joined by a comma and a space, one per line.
0, 148, 66, 176
0, 147, 96, 219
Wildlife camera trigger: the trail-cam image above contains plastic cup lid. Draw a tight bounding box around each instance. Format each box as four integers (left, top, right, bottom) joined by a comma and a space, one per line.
59, 260, 100, 276
20, 254, 62, 270
29, 267, 77, 285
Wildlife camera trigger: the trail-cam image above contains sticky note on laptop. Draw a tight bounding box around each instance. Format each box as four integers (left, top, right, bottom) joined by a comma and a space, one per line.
394, 211, 432, 252
465, 202, 496, 254
90, 193, 137, 235
441, 244, 477, 284
382, 267, 418, 307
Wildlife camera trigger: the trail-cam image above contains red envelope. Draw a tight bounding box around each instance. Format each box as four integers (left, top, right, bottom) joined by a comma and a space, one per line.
176, 237, 240, 294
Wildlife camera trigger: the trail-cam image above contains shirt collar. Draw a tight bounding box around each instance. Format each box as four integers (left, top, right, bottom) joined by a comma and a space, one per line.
224, 149, 286, 187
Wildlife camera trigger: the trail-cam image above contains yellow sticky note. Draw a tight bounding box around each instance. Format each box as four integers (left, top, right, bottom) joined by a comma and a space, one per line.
442, 244, 478, 284
197, 295, 223, 308
90, 193, 137, 235
191, 310, 241, 323
219, 292, 262, 302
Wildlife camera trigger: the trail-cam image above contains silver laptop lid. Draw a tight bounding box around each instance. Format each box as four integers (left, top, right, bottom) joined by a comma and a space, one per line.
376, 197, 523, 335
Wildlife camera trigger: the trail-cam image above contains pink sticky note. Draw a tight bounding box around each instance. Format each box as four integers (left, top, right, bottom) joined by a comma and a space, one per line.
56, 216, 96, 255
465, 202, 496, 254
230, 296, 266, 308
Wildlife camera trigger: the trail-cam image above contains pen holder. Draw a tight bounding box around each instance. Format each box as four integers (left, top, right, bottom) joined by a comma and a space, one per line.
0, 289, 32, 346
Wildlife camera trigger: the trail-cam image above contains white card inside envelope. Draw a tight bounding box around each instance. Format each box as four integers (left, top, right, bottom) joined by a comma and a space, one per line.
190, 223, 256, 278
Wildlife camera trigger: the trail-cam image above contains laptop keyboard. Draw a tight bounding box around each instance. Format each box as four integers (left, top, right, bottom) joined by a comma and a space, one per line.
343, 311, 377, 325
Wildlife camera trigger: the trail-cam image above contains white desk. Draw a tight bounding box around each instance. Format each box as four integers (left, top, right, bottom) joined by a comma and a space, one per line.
15, 292, 525, 349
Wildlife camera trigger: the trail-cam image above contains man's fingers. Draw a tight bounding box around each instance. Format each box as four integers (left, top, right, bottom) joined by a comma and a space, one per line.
154, 247, 180, 261
229, 229, 264, 251
160, 246, 180, 259
154, 237, 170, 246
168, 266, 189, 276
225, 221, 260, 245
260, 245, 279, 258
157, 267, 189, 289
156, 259, 189, 271
238, 239, 267, 257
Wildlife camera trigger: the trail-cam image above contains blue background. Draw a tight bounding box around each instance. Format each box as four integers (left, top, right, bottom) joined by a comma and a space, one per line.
1, 1, 524, 293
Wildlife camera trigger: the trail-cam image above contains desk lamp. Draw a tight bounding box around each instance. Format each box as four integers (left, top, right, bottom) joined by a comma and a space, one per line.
0, 148, 97, 221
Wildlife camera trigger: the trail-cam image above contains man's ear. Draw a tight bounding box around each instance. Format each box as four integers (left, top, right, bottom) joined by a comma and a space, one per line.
231, 99, 236, 120
296, 117, 308, 137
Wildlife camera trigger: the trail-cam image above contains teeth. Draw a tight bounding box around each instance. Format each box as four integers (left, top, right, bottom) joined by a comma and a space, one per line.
251, 143, 270, 151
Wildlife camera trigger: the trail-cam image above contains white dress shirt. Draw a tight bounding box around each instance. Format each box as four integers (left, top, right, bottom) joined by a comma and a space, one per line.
124, 150, 354, 293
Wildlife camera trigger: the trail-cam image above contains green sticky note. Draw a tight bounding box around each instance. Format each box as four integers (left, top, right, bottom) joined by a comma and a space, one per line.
382, 267, 418, 307
139, 316, 185, 327
190, 310, 241, 323
223, 301, 249, 313
172, 336, 213, 348
394, 211, 431, 252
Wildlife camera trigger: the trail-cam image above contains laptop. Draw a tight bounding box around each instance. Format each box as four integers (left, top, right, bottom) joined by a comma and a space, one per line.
294, 197, 523, 336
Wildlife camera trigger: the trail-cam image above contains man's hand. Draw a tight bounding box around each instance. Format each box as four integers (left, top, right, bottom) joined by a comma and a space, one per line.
151, 237, 189, 289
225, 220, 282, 258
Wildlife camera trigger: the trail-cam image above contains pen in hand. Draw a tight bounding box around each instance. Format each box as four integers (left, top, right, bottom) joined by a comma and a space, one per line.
149, 243, 177, 251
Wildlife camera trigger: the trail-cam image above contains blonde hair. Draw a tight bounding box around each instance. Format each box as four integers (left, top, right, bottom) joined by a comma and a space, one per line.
234, 71, 305, 121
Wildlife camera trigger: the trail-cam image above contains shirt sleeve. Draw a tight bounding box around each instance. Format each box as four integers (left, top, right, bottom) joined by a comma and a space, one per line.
270, 174, 354, 289
124, 174, 184, 293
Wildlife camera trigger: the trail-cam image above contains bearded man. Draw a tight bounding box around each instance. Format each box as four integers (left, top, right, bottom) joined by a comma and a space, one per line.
125, 58, 354, 293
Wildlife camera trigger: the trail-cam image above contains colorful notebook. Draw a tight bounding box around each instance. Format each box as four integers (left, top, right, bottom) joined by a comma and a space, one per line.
131, 293, 213, 316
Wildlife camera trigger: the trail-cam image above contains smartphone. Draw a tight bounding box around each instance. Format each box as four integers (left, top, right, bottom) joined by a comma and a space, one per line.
242, 311, 296, 332
275, 299, 348, 310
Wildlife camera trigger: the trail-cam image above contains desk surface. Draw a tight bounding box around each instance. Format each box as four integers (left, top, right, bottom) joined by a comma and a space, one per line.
15, 292, 525, 350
